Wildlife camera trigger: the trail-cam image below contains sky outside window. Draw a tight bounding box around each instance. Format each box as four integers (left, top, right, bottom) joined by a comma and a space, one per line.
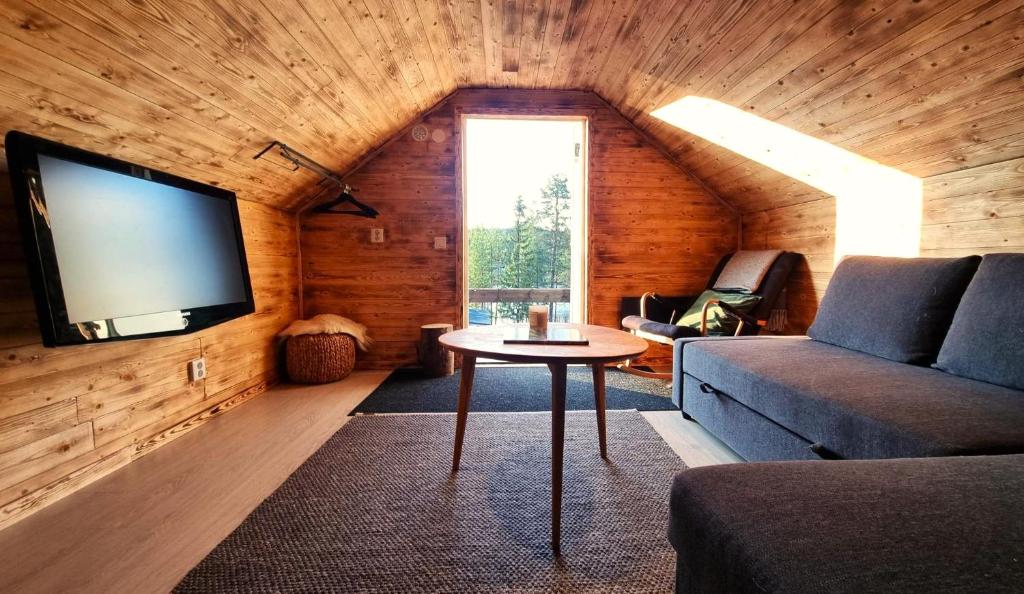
465, 118, 582, 229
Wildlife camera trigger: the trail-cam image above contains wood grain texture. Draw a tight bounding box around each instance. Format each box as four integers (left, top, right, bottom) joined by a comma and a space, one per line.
742, 156, 1024, 333
741, 200, 836, 334
616, 0, 1024, 215
0, 0, 1020, 529
300, 89, 737, 369
439, 323, 648, 364
0, 373, 389, 594
0, 1, 1019, 217
0, 175, 299, 531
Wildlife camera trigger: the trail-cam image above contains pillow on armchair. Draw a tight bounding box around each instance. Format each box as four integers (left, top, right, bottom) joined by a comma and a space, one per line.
676, 290, 762, 336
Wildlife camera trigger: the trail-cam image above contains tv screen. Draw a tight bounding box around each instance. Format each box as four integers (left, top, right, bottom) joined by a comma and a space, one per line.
6, 131, 255, 346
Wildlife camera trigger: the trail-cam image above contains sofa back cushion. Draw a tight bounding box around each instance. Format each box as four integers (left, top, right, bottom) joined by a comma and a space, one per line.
808, 256, 981, 364
936, 254, 1024, 390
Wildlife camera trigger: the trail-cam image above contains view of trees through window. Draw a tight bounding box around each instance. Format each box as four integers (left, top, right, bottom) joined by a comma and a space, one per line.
468, 173, 571, 324
464, 117, 583, 326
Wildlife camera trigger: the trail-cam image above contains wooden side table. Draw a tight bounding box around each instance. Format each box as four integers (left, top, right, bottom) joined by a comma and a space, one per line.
418, 323, 454, 376
439, 323, 648, 553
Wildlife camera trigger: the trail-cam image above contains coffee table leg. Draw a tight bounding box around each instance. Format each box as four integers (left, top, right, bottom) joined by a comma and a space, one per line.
592, 363, 608, 459
548, 362, 567, 555
451, 354, 477, 472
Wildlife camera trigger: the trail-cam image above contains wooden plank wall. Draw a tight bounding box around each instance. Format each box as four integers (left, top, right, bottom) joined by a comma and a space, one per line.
741, 200, 835, 334
0, 0, 460, 210
741, 156, 1024, 332
920, 157, 1024, 258
0, 175, 299, 530
617, 0, 1024, 214
706, 2, 1024, 333
300, 89, 737, 369
3, 1, 1020, 220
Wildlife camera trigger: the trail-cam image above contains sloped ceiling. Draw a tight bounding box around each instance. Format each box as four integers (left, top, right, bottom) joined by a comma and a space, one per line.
1, 0, 1021, 212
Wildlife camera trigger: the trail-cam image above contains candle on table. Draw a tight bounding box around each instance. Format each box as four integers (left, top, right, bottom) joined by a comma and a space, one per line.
528, 305, 549, 333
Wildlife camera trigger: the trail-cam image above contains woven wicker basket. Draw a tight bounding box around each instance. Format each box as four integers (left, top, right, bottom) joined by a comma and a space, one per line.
285, 333, 356, 384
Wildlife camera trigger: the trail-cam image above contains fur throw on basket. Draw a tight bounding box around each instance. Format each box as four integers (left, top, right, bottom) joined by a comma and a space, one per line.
278, 314, 373, 351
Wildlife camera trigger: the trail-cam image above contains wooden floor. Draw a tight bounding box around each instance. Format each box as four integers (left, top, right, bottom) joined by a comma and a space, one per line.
0, 371, 390, 594
643, 410, 743, 468
0, 370, 739, 594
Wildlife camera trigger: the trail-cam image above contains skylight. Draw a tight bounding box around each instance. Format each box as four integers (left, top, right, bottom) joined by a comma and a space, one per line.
652, 96, 922, 264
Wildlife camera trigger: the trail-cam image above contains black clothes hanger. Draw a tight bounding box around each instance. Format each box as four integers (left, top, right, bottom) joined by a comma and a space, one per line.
253, 141, 379, 218
312, 185, 379, 217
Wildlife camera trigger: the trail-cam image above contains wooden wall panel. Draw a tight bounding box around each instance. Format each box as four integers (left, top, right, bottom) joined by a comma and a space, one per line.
300, 89, 737, 369
920, 157, 1024, 256
1, 1, 1020, 219
614, 0, 1024, 216
0, 177, 298, 530
2, 0, 1019, 220
741, 156, 1024, 332
0, 0, 461, 211
740, 200, 835, 334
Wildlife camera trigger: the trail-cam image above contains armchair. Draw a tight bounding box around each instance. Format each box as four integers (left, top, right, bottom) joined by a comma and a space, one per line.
619, 251, 800, 378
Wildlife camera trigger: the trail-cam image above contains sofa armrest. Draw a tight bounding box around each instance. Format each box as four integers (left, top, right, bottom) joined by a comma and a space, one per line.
669, 455, 1024, 594
671, 336, 811, 408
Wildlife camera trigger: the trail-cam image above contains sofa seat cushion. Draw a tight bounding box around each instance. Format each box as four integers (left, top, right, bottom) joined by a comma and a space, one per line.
670, 455, 1024, 594
808, 256, 980, 364
936, 253, 1024, 390
621, 315, 700, 340
683, 339, 1024, 459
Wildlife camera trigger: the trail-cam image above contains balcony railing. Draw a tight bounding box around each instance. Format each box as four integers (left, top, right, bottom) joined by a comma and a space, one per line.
468, 288, 570, 325
468, 288, 570, 303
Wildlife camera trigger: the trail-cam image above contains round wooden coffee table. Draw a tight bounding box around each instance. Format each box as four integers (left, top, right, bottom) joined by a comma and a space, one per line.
439, 323, 648, 554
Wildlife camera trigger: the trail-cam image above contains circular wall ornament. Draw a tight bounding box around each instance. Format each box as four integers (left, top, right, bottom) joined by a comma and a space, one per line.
411, 124, 428, 142
431, 129, 447, 143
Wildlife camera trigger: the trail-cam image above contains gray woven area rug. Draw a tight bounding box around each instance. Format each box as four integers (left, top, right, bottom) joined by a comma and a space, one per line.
350, 366, 676, 415
176, 411, 686, 593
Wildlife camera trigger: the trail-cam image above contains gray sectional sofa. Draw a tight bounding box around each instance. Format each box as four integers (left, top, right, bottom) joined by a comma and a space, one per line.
674, 254, 1024, 461
668, 254, 1024, 593
670, 454, 1024, 593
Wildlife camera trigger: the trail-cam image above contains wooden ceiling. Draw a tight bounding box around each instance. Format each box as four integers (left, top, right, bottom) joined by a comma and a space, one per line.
1, 0, 1021, 212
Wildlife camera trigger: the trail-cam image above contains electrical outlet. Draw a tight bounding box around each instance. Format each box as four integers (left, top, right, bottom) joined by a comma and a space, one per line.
433, 235, 447, 250
370, 228, 385, 243
188, 357, 207, 382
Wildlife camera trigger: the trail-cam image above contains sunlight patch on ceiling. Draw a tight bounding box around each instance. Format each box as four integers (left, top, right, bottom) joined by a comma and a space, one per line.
651, 96, 922, 264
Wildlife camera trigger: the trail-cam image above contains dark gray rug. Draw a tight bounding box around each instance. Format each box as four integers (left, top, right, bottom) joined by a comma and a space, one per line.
350, 366, 676, 415
176, 411, 686, 593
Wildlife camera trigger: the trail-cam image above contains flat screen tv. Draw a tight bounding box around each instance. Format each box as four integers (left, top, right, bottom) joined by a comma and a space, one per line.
6, 131, 255, 347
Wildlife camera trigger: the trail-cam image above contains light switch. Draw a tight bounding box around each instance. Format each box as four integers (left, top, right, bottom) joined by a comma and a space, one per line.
370, 228, 385, 243
434, 236, 447, 250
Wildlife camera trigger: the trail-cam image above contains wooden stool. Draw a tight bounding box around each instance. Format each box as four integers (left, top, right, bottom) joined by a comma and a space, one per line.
418, 323, 454, 377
